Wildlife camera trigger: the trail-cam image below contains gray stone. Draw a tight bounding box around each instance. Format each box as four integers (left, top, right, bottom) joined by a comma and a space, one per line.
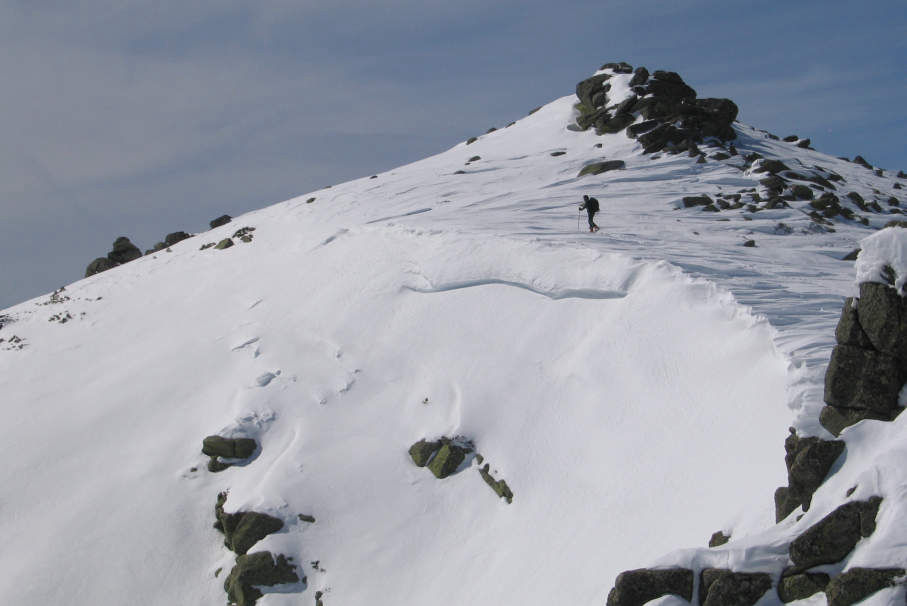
85, 257, 117, 277
760, 175, 786, 194
852, 155, 872, 169
825, 567, 905, 606
857, 281, 907, 358
408, 439, 442, 467
209, 214, 232, 229
783, 135, 799, 142
427, 443, 469, 479
789, 498, 883, 571
224, 551, 300, 606
774, 486, 799, 522
606, 568, 693, 606
834, 298, 873, 349
700, 569, 772, 606
797, 138, 812, 148
824, 344, 906, 414
578, 160, 626, 177
758, 159, 790, 174
600, 61, 634, 73
777, 572, 830, 602
842, 248, 860, 261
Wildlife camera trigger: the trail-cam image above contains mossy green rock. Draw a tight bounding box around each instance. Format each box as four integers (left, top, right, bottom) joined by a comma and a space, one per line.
224, 551, 300, 606
427, 443, 468, 479
215, 238, 234, 250
825, 567, 905, 606
778, 572, 830, 602
606, 568, 693, 606
479, 464, 513, 503
408, 439, 442, 467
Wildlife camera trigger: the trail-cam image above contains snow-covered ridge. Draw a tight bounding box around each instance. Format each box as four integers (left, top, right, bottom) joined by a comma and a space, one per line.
1, 62, 906, 605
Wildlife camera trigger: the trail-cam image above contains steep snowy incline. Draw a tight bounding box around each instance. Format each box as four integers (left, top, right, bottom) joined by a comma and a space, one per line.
1, 65, 904, 605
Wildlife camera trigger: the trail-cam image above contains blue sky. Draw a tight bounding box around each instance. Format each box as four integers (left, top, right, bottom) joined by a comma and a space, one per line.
2, 1, 905, 308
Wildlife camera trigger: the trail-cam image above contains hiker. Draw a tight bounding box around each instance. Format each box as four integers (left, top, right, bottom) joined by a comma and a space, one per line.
579, 195, 600, 232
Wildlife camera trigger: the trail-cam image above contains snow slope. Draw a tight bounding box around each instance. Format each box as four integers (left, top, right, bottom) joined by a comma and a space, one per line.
1, 69, 905, 605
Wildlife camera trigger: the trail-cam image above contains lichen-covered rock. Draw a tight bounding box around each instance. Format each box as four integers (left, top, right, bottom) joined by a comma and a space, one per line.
788, 497, 882, 571
700, 569, 772, 606
596, 112, 635, 135
825, 344, 906, 414
576, 74, 612, 108
210, 214, 232, 229
606, 567, 693, 606
824, 567, 905, 606
202, 436, 257, 459
479, 463, 513, 503
777, 572, 830, 603
408, 439, 442, 467
578, 160, 625, 177
215, 238, 234, 250
85, 257, 117, 277
107, 237, 142, 265
856, 281, 907, 360
427, 443, 469, 479
834, 298, 874, 349
778, 431, 845, 517
224, 551, 300, 606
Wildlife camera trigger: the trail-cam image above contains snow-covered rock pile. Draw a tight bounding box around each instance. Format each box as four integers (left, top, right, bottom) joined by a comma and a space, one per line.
606, 227, 907, 606
573, 61, 738, 150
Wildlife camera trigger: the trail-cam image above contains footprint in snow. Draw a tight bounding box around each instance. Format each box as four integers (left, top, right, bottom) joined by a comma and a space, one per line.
256, 370, 281, 387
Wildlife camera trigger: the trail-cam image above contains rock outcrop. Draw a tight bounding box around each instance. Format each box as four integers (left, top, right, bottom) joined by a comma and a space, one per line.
214, 492, 285, 555
821, 280, 907, 435
788, 497, 882, 572
574, 62, 738, 153
699, 569, 772, 606
774, 430, 845, 521
84, 237, 142, 277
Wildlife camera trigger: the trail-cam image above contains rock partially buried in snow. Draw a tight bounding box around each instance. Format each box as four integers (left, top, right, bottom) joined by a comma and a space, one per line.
788, 497, 882, 572
408, 439, 442, 467
777, 571, 830, 602
606, 568, 693, 606
577, 160, 625, 177
214, 492, 284, 555
209, 214, 232, 229
223, 551, 300, 606
824, 567, 905, 606
203, 436, 257, 459
699, 569, 772, 606
427, 442, 470, 479
85, 257, 117, 277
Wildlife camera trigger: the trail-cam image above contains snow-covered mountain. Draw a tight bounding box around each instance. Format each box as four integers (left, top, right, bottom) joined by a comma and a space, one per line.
2, 63, 906, 606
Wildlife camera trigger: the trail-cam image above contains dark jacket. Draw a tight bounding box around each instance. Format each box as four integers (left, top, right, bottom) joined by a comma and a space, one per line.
581, 197, 600, 213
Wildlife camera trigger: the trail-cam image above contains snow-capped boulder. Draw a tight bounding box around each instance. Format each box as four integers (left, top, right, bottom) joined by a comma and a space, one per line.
606, 568, 693, 606
824, 567, 905, 606
224, 551, 300, 606
788, 497, 882, 572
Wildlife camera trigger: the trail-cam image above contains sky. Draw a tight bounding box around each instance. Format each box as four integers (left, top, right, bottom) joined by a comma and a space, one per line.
2, 0, 905, 309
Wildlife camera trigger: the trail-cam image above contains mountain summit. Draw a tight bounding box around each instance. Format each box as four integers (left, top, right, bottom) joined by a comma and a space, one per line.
1, 63, 906, 605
